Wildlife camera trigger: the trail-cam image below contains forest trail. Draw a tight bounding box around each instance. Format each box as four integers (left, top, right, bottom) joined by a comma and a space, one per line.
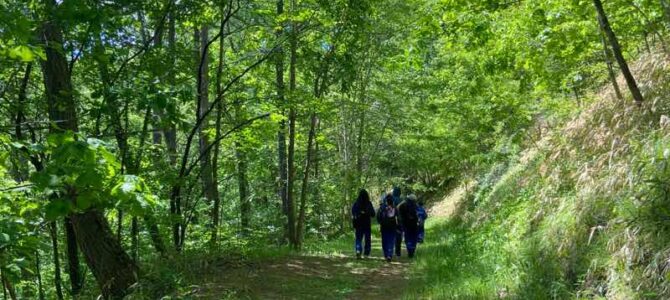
188, 188, 469, 299
191, 241, 411, 299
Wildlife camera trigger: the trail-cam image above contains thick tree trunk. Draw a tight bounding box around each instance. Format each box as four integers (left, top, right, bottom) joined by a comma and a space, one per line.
593, 0, 644, 105
48, 222, 64, 300
70, 210, 138, 299
600, 30, 624, 101
40, 2, 138, 297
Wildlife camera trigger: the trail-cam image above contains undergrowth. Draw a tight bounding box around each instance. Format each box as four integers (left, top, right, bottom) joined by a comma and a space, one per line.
407, 52, 670, 299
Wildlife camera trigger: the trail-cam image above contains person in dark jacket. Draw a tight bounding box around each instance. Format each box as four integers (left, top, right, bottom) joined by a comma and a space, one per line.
392, 187, 403, 257
351, 189, 375, 259
417, 200, 428, 243
398, 194, 420, 258
377, 194, 398, 262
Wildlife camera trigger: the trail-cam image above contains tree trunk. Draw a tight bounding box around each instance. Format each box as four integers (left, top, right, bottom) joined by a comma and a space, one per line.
63, 218, 82, 296
35, 251, 46, 300
287, 109, 297, 247
164, 9, 181, 251
143, 215, 166, 255
275, 0, 290, 244
70, 210, 138, 299
131, 217, 139, 262
593, 0, 644, 105
643, 31, 651, 53
600, 30, 624, 101
195, 25, 221, 246
0, 270, 16, 300
39, 2, 138, 297
48, 222, 64, 300
236, 141, 250, 233
296, 113, 318, 247
210, 13, 226, 248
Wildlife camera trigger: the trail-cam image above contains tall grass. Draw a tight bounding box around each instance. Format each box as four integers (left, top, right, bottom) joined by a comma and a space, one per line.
406, 52, 670, 299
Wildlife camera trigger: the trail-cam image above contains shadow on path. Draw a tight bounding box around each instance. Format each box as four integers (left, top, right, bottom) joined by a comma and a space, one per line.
192, 253, 410, 299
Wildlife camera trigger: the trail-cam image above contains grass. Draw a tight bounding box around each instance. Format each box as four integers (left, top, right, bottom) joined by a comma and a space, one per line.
404, 51, 670, 299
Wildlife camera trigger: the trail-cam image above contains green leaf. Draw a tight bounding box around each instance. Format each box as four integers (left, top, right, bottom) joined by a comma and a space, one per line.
8, 45, 35, 62
44, 199, 71, 220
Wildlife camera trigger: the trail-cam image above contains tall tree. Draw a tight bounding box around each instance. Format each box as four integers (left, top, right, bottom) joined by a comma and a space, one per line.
593, 0, 645, 105
195, 24, 220, 245
39, 1, 138, 297
275, 0, 290, 244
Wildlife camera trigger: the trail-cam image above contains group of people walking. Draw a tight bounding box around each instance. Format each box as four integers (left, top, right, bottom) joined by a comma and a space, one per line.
351, 187, 428, 262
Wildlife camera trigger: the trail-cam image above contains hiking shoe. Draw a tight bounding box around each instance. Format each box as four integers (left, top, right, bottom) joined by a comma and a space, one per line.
408, 253, 414, 258
356, 253, 362, 260
386, 257, 392, 263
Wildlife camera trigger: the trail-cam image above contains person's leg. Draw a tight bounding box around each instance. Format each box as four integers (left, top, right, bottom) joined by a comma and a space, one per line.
354, 228, 363, 258
405, 228, 418, 258
363, 227, 372, 257
380, 230, 389, 259
394, 228, 403, 257
383, 230, 396, 259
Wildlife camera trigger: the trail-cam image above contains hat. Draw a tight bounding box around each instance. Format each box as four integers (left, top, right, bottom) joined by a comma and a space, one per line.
407, 194, 417, 202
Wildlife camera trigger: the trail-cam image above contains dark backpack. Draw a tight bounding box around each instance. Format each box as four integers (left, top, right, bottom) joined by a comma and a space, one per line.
380, 206, 397, 229
353, 202, 370, 228
402, 201, 419, 229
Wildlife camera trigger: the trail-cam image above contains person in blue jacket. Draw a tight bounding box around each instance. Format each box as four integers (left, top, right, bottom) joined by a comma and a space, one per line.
351, 189, 375, 259
377, 194, 398, 262
398, 194, 420, 258
417, 200, 428, 243
392, 187, 403, 257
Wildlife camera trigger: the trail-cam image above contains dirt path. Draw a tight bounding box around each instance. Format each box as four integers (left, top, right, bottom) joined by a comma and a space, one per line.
191, 244, 410, 299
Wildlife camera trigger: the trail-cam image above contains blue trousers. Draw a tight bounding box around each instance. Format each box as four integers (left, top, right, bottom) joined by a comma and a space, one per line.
394, 228, 403, 256
404, 227, 418, 256
381, 229, 396, 258
355, 227, 371, 255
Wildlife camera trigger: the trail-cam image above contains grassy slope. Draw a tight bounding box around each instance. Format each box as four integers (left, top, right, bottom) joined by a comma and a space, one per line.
406, 52, 670, 299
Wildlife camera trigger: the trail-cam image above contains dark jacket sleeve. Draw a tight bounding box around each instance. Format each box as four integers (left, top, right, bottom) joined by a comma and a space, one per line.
367, 202, 376, 219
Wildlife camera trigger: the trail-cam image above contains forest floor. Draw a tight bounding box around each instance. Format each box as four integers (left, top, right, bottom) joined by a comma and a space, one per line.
191, 242, 410, 299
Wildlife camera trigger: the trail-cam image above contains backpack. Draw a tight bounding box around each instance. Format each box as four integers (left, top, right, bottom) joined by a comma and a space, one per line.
417, 206, 427, 227
353, 202, 370, 228
380, 206, 397, 229
402, 201, 419, 229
